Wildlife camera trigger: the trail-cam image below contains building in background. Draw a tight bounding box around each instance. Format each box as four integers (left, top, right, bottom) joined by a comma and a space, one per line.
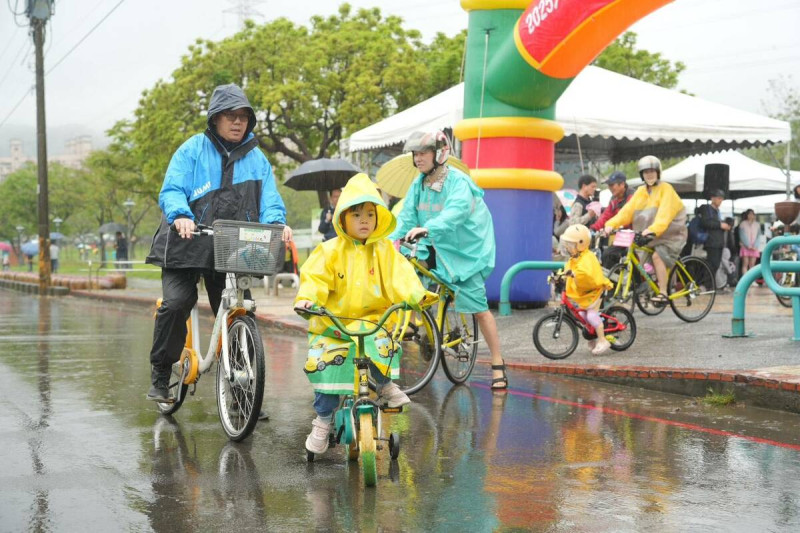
0, 136, 93, 182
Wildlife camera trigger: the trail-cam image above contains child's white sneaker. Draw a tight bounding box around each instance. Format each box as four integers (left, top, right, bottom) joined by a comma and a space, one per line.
592, 338, 611, 355
305, 417, 331, 455
380, 382, 411, 408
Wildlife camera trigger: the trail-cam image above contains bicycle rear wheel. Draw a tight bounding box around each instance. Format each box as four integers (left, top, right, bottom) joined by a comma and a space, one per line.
391, 308, 441, 395
668, 256, 716, 323
532, 311, 578, 360
156, 357, 190, 416
604, 306, 637, 351
776, 272, 797, 308
633, 269, 668, 316
439, 306, 478, 385
217, 315, 265, 441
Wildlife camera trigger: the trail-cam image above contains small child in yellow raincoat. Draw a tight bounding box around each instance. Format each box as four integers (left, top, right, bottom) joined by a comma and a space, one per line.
295, 173, 436, 456
559, 224, 614, 355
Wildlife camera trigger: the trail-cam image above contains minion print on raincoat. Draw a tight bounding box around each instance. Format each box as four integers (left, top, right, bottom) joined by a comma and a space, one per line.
295, 173, 437, 395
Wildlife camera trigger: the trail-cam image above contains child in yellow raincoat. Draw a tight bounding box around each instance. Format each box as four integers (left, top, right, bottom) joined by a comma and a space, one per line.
559, 224, 614, 355
295, 173, 436, 456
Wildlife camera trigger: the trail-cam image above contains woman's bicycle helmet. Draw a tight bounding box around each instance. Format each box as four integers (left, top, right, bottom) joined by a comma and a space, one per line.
403, 130, 451, 166
637, 155, 662, 180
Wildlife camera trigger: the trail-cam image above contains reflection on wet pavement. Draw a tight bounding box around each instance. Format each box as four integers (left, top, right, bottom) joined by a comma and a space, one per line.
1, 290, 799, 531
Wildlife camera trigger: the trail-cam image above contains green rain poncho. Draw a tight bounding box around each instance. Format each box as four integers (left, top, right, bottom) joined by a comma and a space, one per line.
391, 166, 496, 285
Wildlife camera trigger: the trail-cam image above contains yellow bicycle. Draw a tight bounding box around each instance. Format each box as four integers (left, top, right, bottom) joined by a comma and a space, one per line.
395, 240, 479, 392
605, 230, 716, 322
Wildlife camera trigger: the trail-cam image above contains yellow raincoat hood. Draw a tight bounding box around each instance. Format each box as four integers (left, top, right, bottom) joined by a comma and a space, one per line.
295, 173, 436, 343
332, 173, 395, 244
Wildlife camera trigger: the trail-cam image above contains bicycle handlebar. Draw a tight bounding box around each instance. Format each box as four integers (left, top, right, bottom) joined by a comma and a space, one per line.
293, 303, 411, 338
170, 221, 213, 236
398, 239, 418, 257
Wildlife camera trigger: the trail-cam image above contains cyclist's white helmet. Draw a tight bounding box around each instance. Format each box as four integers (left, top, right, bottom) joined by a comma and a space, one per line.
560, 224, 591, 253
404, 130, 451, 166
638, 155, 662, 180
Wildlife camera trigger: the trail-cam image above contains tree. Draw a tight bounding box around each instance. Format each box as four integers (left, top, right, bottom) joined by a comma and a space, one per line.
113, 4, 465, 219
593, 32, 686, 89
745, 76, 800, 173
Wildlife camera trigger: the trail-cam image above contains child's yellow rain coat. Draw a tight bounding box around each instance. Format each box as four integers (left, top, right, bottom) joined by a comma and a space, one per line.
295, 173, 435, 395
565, 249, 613, 308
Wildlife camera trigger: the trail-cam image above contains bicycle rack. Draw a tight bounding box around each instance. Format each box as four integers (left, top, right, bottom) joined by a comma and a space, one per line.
499, 261, 565, 316
725, 235, 800, 340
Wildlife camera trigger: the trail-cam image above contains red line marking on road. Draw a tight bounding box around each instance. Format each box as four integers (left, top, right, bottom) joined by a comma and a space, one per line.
474, 383, 800, 452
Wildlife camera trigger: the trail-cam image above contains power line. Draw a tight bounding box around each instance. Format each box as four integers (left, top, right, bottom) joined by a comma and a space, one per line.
46, 0, 126, 75
0, 37, 32, 92
0, 85, 33, 129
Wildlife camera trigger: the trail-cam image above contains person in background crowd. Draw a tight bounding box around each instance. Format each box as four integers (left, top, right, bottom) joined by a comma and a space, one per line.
591, 171, 633, 268
317, 188, 342, 242
738, 209, 762, 276
49, 242, 59, 273
563, 174, 598, 230
698, 189, 731, 284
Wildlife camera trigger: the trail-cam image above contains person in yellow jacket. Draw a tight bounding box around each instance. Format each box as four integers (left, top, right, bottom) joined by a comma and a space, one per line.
294, 173, 436, 456
604, 155, 687, 304
559, 225, 614, 355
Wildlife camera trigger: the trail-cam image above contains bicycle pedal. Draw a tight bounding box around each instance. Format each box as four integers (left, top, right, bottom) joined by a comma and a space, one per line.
381, 405, 403, 414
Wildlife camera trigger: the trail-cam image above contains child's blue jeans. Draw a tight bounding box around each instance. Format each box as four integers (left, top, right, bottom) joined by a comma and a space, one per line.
313, 361, 391, 419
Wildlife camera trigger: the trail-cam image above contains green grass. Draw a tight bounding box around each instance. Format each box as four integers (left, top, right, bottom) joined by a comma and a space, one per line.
701, 388, 736, 406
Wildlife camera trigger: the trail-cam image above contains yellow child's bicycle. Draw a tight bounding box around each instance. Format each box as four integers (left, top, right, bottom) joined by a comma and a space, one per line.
605, 229, 716, 322
394, 240, 480, 393
295, 304, 408, 487
153, 220, 284, 441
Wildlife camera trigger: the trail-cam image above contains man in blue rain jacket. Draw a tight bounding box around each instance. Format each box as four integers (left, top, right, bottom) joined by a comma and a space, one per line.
145, 83, 292, 404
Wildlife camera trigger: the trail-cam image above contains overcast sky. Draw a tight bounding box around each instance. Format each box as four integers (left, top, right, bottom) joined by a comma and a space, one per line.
1, 0, 798, 149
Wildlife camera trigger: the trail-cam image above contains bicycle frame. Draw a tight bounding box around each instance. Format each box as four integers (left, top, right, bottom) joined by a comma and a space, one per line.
557, 290, 627, 337
609, 239, 697, 303
176, 272, 257, 394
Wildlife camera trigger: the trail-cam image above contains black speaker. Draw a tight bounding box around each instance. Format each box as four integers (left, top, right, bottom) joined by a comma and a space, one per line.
703, 164, 729, 199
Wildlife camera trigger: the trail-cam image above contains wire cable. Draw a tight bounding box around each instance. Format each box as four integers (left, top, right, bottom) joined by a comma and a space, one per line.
46, 0, 126, 75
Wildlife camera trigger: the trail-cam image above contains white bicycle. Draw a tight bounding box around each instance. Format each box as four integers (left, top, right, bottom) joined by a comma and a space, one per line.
154, 220, 283, 441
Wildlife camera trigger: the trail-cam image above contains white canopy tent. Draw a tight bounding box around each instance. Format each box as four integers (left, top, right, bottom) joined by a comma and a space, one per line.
348, 66, 791, 164
656, 150, 800, 199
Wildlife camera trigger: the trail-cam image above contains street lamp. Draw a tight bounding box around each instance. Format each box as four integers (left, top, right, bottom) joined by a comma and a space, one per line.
53, 217, 62, 234
15, 225, 24, 263
123, 199, 135, 260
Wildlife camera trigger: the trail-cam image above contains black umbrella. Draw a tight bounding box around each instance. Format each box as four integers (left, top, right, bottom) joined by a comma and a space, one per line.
284, 158, 361, 191
98, 222, 127, 234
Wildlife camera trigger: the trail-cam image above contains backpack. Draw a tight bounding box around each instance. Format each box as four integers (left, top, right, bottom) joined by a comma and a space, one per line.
688, 215, 708, 245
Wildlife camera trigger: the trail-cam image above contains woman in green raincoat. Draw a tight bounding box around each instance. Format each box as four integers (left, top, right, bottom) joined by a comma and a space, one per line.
390, 130, 508, 390
295, 173, 435, 456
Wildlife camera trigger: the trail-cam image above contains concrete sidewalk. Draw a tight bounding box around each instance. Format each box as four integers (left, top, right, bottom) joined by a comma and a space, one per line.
68, 277, 800, 415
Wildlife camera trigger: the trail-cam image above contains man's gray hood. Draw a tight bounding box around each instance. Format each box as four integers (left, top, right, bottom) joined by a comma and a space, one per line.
207, 84, 256, 138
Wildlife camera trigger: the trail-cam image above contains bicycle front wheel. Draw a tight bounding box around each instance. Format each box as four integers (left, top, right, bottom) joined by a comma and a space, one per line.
604, 263, 633, 310
439, 307, 478, 385
359, 412, 377, 487
391, 308, 442, 395
668, 256, 716, 323
217, 315, 266, 441
533, 311, 578, 360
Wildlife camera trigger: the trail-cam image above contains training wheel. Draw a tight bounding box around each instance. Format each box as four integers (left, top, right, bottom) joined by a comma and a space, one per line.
389, 432, 400, 460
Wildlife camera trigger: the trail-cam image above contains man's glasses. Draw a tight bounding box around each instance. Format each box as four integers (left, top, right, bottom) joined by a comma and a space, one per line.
220, 110, 250, 123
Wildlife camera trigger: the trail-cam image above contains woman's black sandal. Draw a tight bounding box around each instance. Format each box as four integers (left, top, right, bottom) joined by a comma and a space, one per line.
491, 363, 508, 390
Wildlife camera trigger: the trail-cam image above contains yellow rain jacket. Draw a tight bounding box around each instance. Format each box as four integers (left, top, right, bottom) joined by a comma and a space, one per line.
565, 249, 613, 308
295, 173, 435, 394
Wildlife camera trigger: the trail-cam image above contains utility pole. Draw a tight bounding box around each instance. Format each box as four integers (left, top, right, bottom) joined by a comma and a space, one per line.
27, 0, 54, 292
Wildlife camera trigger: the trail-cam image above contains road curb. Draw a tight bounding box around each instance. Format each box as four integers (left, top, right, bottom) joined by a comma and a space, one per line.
482, 359, 800, 415
68, 289, 307, 335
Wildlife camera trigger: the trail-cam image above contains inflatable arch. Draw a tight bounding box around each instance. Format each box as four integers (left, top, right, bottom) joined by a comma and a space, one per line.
455, 0, 672, 305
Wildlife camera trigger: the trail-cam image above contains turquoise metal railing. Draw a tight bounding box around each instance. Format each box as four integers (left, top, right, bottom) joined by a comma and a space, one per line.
499, 261, 564, 316
729, 235, 800, 340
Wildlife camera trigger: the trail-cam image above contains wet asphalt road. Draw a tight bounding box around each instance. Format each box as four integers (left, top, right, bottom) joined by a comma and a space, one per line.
2, 289, 800, 532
